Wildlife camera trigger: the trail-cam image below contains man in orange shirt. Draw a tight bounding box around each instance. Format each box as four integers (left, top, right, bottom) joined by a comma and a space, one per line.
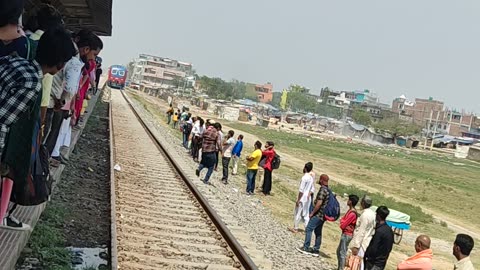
397, 235, 433, 270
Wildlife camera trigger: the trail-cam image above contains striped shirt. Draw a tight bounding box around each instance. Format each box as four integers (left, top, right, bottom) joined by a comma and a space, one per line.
0, 56, 42, 159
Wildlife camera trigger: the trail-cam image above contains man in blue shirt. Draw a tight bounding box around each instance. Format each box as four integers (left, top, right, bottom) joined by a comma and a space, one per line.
231, 134, 243, 175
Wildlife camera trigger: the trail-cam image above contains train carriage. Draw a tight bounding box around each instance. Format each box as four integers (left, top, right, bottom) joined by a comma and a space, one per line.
107, 65, 127, 89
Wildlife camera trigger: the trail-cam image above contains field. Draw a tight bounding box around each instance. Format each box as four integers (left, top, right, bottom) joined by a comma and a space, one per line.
128, 89, 479, 269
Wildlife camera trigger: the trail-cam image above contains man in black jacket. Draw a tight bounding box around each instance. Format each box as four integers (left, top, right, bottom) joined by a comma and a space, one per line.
364, 206, 394, 270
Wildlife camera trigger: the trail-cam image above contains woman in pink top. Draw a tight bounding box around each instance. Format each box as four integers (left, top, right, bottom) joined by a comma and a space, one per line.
261, 141, 276, 195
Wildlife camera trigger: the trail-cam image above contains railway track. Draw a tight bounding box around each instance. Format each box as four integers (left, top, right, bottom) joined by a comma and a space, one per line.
110, 89, 256, 270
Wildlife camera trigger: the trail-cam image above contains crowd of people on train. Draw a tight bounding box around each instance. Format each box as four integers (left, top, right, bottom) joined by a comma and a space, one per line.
0, 0, 104, 230
167, 106, 476, 270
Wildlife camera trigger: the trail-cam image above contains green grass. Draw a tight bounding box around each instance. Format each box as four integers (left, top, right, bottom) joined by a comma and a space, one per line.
25, 204, 72, 269
330, 182, 433, 223
227, 122, 480, 228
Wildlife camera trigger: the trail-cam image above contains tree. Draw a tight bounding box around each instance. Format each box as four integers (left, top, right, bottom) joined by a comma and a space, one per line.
289, 84, 310, 94
352, 108, 372, 126
270, 92, 282, 108
287, 90, 316, 112
373, 118, 421, 138
197, 76, 249, 100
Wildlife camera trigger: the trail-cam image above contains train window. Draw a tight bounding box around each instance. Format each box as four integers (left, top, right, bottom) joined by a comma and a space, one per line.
119, 71, 125, 76
111, 69, 118, 75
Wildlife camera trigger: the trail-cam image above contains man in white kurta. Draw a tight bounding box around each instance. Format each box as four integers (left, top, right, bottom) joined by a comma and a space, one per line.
349, 195, 376, 270
289, 162, 315, 233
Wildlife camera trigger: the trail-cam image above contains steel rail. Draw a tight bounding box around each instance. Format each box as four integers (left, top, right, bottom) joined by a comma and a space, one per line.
119, 89, 258, 270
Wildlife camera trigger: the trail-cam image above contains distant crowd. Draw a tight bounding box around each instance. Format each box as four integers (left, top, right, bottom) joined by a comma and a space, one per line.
166, 106, 278, 195
167, 107, 475, 270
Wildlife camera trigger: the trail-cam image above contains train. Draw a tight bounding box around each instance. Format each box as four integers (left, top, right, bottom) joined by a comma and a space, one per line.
107, 65, 128, 89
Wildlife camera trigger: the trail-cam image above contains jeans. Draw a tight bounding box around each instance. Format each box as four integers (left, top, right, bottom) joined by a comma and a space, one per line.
337, 233, 353, 270
198, 152, 216, 183
221, 157, 231, 181
303, 215, 325, 251
246, 169, 257, 193
364, 262, 384, 270
183, 133, 188, 148
173, 121, 178, 129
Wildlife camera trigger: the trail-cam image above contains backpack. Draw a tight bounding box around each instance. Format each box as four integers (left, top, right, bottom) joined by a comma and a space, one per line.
323, 187, 341, 221
271, 154, 281, 170
183, 123, 192, 135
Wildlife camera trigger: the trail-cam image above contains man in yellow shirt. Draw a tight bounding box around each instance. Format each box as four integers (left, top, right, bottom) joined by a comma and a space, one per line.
245, 141, 262, 195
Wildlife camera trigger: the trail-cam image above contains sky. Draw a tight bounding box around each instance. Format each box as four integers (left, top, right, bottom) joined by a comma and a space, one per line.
102, 0, 480, 113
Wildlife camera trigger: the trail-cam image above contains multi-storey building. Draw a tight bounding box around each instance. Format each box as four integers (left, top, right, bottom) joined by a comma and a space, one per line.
131, 54, 194, 88
392, 95, 477, 136
246, 82, 273, 103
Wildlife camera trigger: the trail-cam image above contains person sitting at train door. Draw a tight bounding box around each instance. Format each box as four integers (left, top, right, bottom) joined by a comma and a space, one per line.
364, 206, 394, 270
397, 235, 432, 270
195, 120, 221, 185
453, 234, 475, 270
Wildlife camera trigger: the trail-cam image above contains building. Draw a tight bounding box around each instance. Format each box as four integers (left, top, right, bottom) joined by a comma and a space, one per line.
321, 88, 390, 121
246, 83, 273, 103
392, 95, 478, 136
130, 54, 194, 88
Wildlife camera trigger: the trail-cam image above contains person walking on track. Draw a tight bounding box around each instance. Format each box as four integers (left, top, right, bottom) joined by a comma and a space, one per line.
231, 134, 243, 175
261, 141, 275, 195
195, 120, 220, 184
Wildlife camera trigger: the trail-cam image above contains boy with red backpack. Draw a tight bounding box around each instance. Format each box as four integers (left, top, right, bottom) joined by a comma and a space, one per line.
337, 194, 359, 270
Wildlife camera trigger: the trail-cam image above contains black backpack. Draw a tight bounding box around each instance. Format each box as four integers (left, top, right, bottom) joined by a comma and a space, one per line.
272, 154, 281, 170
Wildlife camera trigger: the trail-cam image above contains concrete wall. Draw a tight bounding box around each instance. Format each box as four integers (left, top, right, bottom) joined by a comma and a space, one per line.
468, 146, 480, 161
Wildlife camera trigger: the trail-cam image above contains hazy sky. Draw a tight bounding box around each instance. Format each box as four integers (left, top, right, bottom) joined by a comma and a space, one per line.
102, 0, 480, 113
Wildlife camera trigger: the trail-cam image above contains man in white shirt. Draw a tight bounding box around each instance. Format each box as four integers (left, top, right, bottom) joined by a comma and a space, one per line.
289, 162, 315, 233
453, 234, 476, 270
221, 130, 235, 184
349, 195, 376, 270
